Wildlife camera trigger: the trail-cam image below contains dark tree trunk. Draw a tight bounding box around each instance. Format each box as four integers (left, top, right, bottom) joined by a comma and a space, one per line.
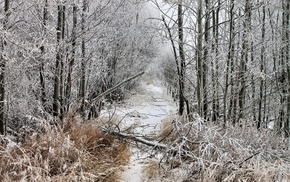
197, 0, 203, 118
224, 0, 235, 125
39, 0, 48, 112
65, 4, 77, 110
0, 0, 9, 134
53, 4, 65, 117
283, 1, 290, 137
212, 0, 220, 122
177, 0, 185, 115
202, 0, 209, 120
238, 0, 251, 121
80, 0, 87, 115
59, 5, 66, 120
257, 5, 266, 130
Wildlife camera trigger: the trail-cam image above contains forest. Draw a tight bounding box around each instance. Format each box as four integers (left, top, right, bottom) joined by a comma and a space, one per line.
0, 0, 289, 181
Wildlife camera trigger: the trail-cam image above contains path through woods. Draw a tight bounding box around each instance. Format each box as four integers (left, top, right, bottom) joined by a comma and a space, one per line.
101, 74, 176, 181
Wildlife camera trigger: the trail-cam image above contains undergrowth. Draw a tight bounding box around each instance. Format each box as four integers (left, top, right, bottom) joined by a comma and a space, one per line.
153, 115, 290, 182
0, 119, 130, 181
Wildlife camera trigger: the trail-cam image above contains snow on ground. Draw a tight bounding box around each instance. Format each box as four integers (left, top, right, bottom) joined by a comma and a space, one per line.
100, 79, 176, 181
105, 80, 176, 136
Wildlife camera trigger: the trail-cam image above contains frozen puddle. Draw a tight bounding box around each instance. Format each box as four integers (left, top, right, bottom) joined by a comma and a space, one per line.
102, 81, 176, 181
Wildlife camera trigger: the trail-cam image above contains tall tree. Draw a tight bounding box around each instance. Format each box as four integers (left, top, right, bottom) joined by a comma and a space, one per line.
79, 0, 87, 115
238, 0, 251, 121
202, 0, 210, 120
39, 0, 49, 112
224, 0, 235, 125
283, 0, 289, 137
53, 2, 65, 117
196, 0, 204, 119
65, 3, 78, 110
59, 5, 66, 120
257, 3, 266, 129
177, 0, 185, 115
211, 0, 220, 122
0, 0, 9, 134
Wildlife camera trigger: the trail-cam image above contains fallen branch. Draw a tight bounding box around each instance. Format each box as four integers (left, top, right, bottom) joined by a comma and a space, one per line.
101, 127, 198, 160
101, 127, 167, 149
92, 71, 145, 105
239, 152, 261, 166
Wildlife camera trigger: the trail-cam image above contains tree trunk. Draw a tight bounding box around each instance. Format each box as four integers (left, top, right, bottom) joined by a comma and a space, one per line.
53, 4, 65, 117
269, 11, 282, 135
257, 4, 266, 130
59, 5, 66, 120
196, 0, 203, 118
283, 1, 289, 137
212, 0, 220, 122
80, 0, 87, 115
0, 0, 9, 134
39, 0, 48, 112
251, 45, 256, 122
65, 4, 77, 111
249, 2, 255, 124
177, 0, 185, 115
238, 0, 251, 121
202, 0, 209, 120
224, 0, 235, 126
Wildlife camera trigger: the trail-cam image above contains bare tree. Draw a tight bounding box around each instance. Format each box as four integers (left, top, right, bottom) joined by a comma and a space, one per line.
224, 0, 235, 125
177, 0, 185, 115
39, 0, 48, 112
283, 0, 289, 137
65, 3, 78, 110
79, 0, 87, 116
257, 3, 266, 129
238, 0, 251, 121
53, 2, 65, 117
202, 0, 210, 120
211, 0, 220, 122
0, 0, 9, 134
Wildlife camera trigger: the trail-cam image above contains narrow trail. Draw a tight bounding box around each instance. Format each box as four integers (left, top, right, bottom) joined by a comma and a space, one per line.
102, 78, 176, 181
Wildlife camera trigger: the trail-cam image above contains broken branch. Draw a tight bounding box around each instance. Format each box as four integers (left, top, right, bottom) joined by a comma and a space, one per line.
92, 71, 145, 105
101, 127, 198, 160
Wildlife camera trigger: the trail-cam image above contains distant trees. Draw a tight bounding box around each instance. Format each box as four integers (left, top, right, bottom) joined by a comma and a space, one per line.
157, 0, 289, 136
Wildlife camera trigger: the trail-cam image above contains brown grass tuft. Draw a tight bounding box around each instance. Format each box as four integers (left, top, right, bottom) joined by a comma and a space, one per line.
156, 115, 174, 142
0, 119, 130, 181
145, 159, 159, 179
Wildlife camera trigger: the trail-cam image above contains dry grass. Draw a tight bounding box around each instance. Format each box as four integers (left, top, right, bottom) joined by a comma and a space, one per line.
156, 116, 174, 142
0, 119, 130, 181
154, 114, 290, 182
145, 159, 159, 180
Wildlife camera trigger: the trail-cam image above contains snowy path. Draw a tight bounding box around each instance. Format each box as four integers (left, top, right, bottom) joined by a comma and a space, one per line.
102, 80, 176, 181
